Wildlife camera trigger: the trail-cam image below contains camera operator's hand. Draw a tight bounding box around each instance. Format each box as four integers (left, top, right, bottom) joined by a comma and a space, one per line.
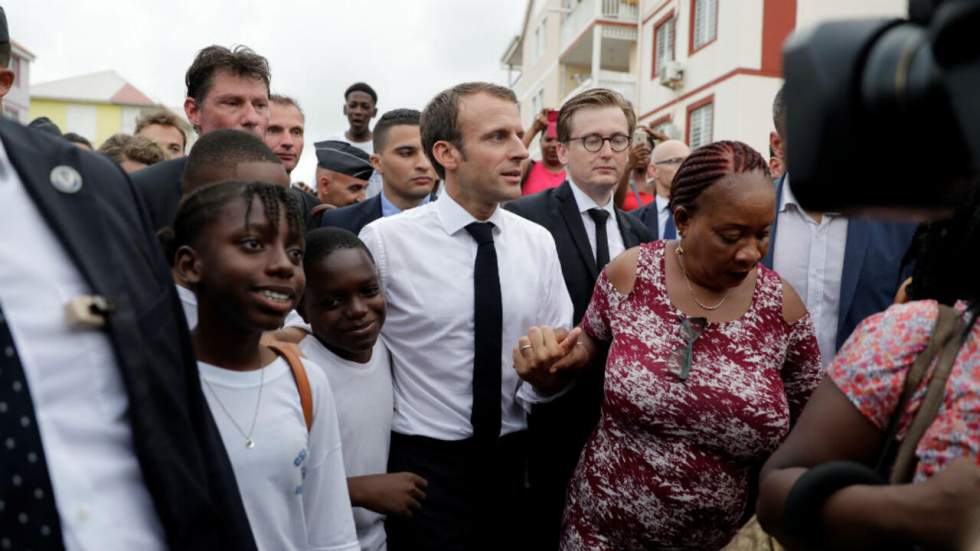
900, 457, 980, 549
530, 108, 550, 134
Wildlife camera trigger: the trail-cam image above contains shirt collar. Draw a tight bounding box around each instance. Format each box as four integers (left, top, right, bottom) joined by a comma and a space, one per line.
435, 188, 506, 236
380, 189, 430, 218
655, 194, 670, 213
568, 177, 616, 218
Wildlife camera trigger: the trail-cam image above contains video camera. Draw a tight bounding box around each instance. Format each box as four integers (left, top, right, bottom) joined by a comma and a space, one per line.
783, 0, 980, 217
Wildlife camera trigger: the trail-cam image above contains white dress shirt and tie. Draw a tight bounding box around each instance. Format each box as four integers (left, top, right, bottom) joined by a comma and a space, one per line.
359, 189, 573, 549
772, 177, 848, 364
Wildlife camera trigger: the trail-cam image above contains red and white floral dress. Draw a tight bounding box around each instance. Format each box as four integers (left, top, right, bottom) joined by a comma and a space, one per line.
561, 241, 822, 550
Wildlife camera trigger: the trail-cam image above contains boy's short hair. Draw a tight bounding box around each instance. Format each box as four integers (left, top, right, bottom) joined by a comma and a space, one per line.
135, 109, 189, 150
181, 129, 281, 194
303, 227, 374, 275
344, 82, 377, 104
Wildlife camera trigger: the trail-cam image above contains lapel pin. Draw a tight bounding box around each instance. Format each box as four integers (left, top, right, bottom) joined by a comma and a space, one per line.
50, 165, 83, 194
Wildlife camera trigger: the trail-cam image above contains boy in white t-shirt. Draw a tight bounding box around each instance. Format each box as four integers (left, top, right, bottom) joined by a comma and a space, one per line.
298, 227, 427, 551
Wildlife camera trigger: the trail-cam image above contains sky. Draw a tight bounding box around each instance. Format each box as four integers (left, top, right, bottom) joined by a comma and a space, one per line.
5, 0, 528, 181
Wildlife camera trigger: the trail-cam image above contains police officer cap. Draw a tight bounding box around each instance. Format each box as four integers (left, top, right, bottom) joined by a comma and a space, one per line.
314, 140, 373, 180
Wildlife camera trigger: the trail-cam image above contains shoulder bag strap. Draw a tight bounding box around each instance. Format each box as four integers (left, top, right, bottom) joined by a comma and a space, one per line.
875, 304, 962, 476
889, 305, 965, 483
267, 343, 314, 432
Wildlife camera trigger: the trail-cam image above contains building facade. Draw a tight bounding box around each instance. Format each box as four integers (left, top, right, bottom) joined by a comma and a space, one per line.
29, 70, 168, 147
3, 40, 36, 123
503, 0, 907, 157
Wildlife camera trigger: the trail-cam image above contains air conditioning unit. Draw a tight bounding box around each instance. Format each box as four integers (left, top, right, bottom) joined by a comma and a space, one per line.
659, 61, 684, 90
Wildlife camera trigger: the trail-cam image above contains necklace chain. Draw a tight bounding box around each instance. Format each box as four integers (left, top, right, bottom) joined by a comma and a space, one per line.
675, 247, 731, 311
203, 363, 265, 449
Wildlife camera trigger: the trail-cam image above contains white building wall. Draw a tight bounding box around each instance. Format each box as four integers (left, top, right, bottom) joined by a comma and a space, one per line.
796, 0, 906, 26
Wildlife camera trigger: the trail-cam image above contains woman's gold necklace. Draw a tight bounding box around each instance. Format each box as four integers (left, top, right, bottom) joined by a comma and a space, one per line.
675, 246, 731, 311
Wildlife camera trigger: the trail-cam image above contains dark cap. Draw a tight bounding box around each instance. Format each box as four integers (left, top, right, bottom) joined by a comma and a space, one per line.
314, 140, 372, 180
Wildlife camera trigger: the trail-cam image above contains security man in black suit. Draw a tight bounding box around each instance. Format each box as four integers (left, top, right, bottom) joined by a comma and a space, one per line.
133, 44, 319, 232
0, 118, 256, 548
505, 88, 651, 549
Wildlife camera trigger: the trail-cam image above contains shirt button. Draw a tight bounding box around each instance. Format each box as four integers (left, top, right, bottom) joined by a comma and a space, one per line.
77, 507, 89, 522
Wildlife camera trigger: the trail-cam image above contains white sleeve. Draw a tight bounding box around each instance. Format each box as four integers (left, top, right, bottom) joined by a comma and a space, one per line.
302, 360, 361, 551
358, 222, 388, 287
515, 231, 576, 409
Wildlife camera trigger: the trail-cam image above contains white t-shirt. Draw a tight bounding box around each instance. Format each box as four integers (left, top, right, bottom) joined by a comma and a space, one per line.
176, 283, 197, 329
330, 133, 382, 198
198, 357, 359, 551
299, 337, 393, 551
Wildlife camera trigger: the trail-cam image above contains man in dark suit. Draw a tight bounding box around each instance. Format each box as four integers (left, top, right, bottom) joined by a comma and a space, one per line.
321, 108, 436, 234
0, 118, 256, 549
764, 85, 916, 363
631, 139, 691, 240
506, 88, 651, 550
133, 44, 319, 231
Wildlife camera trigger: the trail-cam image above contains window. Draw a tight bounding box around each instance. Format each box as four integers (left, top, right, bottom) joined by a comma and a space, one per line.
653, 15, 676, 77
531, 91, 541, 120
10, 56, 20, 88
687, 100, 713, 148
691, 0, 718, 52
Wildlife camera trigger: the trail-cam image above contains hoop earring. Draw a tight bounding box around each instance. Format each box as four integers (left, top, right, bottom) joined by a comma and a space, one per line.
677, 242, 685, 255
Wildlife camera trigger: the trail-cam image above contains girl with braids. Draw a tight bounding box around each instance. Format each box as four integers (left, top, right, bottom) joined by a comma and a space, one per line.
513, 141, 822, 549
170, 181, 359, 551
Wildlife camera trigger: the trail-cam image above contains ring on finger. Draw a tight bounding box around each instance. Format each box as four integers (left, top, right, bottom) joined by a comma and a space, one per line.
520, 344, 533, 352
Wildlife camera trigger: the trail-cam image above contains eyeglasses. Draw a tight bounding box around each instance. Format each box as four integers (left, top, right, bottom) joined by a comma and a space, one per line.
654, 157, 687, 166
566, 133, 632, 153
667, 316, 707, 381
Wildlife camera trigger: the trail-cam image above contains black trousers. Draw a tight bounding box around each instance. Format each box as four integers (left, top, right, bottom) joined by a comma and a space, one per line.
386, 431, 531, 551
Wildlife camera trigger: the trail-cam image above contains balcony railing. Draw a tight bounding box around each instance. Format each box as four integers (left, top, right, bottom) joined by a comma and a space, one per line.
561, 0, 639, 53
564, 69, 637, 104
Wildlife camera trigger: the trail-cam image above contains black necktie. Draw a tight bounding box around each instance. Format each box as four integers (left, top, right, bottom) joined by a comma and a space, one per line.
464, 222, 502, 445
588, 208, 611, 270
0, 304, 65, 549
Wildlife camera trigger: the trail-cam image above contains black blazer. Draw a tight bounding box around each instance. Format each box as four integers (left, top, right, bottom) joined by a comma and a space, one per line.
2, 121, 257, 550
506, 181, 652, 322
132, 156, 320, 232
319, 193, 383, 235
131, 156, 186, 233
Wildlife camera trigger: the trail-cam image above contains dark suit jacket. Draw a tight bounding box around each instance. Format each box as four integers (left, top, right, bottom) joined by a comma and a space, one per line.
132, 156, 321, 232
506, 181, 652, 322
132, 156, 186, 233
3, 121, 257, 550
632, 199, 662, 240
763, 175, 917, 350
319, 193, 383, 235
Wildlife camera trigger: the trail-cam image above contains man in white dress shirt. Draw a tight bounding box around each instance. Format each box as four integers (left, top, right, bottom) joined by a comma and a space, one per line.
359, 82, 574, 551
633, 139, 691, 240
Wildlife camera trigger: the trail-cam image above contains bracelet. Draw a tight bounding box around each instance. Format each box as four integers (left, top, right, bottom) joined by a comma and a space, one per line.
783, 461, 886, 547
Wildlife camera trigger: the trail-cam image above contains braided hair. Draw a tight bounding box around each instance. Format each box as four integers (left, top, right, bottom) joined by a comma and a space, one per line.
668, 140, 771, 215
160, 180, 305, 264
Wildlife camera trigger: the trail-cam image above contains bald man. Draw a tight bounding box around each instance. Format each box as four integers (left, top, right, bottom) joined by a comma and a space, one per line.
633, 139, 691, 239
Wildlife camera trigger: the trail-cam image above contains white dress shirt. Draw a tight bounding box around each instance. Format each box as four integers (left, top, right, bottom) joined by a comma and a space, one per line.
655, 194, 671, 238
176, 283, 197, 330
0, 140, 165, 549
772, 177, 848, 364
568, 178, 626, 262
359, 191, 574, 441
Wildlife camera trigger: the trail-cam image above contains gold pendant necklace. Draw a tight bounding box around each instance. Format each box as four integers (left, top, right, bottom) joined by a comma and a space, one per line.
676, 247, 730, 311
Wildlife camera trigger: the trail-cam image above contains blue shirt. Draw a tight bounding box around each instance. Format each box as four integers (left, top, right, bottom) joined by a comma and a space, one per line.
380, 191, 430, 218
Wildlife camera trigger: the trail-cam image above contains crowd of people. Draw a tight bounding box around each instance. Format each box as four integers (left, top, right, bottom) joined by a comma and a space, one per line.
0, 5, 978, 550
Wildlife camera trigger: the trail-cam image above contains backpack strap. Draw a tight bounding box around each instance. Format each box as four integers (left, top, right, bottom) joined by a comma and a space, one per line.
267, 343, 314, 432
875, 304, 964, 481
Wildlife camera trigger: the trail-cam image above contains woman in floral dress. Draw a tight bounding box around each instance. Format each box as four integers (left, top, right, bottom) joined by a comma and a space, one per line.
514, 141, 823, 550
